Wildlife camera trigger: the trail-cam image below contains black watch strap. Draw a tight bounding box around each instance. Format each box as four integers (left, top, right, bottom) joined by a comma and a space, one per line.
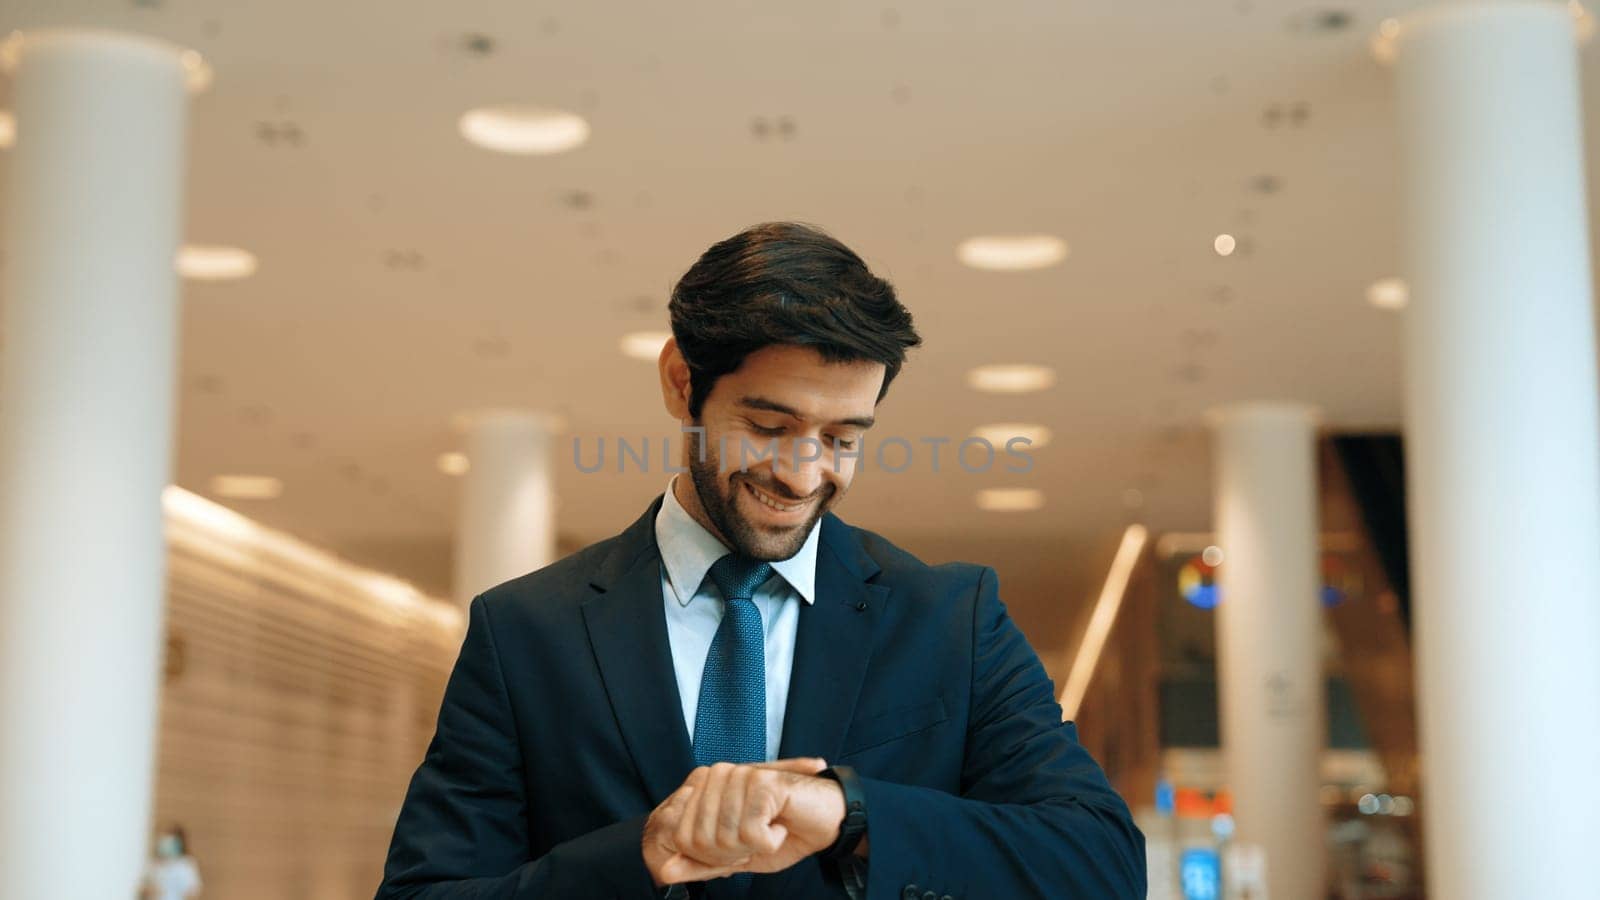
816, 765, 868, 860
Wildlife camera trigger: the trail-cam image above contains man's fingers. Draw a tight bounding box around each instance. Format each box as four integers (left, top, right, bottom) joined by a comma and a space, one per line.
648, 783, 696, 856
716, 764, 752, 851
740, 772, 786, 855
674, 768, 711, 855
665, 782, 696, 810
691, 762, 735, 857
658, 852, 743, 885
754, 756, 828, 775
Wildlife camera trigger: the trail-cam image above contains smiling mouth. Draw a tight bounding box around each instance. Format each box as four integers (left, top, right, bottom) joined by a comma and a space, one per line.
743, 480, 809, 514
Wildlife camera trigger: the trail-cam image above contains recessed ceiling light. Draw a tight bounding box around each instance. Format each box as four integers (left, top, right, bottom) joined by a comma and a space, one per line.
620, 330, 671, 361
966, 361, 1056, 393
459, 106, 589, 155
971, 423, 1053, 450
1367, 277, 1408, 310
210, 475, 282, 500
0, 110, 14, 149
956, 235, 1068, 271
437, 452, 470, 476
1213, 234, 1237, 257
176, 244, 257, 281
966, 363, 1056, 394
976, 488, 1044, 512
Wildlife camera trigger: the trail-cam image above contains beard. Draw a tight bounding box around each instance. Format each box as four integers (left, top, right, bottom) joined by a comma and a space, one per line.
686, 428, 836, 561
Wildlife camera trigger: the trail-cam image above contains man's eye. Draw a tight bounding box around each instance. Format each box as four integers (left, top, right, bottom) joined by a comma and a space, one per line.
830, 436, 857, 450
750, 424, 786, 436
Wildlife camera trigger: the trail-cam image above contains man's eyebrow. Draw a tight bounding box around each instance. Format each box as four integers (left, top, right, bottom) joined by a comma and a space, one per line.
736, 395, 876, 429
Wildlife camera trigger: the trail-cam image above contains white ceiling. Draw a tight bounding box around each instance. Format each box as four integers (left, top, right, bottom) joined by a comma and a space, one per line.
1, 1, 1595, 619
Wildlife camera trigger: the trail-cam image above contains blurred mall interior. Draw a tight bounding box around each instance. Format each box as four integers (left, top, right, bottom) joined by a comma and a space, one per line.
1, 1, 1598, 898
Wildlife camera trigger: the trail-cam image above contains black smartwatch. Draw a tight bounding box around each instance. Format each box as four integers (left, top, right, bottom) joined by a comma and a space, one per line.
815, 765, 868, 860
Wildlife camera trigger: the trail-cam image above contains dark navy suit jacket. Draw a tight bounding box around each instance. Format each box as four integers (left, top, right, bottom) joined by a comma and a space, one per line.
377, 498, 1146, 899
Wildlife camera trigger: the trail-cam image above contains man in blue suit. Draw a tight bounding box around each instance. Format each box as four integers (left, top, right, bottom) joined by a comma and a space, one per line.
377, 223, 1145, 899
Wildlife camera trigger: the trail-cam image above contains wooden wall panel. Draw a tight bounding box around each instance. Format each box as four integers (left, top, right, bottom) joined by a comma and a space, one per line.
151, 491, 462, 900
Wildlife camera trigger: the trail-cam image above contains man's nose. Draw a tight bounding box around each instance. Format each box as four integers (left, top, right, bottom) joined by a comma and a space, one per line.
771, 437, 826, 498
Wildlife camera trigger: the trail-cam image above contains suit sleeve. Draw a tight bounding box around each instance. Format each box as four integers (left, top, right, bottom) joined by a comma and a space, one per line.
856, 567, 1147, 900
376, 596, 659, 900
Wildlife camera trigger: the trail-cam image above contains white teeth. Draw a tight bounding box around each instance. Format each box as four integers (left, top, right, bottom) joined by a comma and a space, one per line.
747, 482, 803, 512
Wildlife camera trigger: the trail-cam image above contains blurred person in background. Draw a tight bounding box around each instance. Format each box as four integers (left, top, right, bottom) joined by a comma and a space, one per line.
377, 223, 1144, 899
141, 825, 201, 900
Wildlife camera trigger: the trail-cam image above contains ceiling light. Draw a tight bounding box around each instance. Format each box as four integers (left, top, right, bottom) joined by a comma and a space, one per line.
459, 106, 589, 155
210, 475, 283, 500
1213, 234, 1237, 257
1367, 277, 1408, 310
0, 110, 14, 149
966, 363, 1056, 394
176, 244, 257, 281
971, 423, 1052, 450
956, 235, 1068, 271
620, 330, 671, 361
437, 452, 470, 476
975, 488, 1044, 512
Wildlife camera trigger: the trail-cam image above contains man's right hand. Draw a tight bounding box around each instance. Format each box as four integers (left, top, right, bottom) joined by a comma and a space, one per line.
642, 757, 835, 887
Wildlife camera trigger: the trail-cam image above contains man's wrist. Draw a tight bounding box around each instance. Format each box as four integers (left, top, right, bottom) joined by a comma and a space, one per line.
814, 765, 868, 860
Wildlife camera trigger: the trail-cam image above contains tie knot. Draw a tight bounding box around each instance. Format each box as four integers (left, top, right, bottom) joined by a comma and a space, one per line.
707, 553, 774, 602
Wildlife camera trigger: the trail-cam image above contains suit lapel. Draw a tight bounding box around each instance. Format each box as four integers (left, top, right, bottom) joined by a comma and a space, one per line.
580, 497, 696, 805
776, 513, 890, 762
755, 514, 889, 900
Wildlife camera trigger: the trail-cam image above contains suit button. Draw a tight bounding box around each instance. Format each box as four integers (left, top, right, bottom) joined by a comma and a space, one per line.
901, 887, 920, 900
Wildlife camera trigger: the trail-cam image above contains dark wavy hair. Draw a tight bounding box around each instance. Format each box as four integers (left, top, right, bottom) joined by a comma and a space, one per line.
668, 222, 921, 418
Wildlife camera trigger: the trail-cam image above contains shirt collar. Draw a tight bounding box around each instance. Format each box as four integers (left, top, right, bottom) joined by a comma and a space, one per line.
655, 475, 819, 607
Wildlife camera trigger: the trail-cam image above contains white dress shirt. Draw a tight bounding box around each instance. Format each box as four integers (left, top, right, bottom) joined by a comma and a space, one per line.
655, 476, 818, 761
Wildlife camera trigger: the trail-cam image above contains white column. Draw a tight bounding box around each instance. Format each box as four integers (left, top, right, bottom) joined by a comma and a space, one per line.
1393, 5, 1600, 898
0, 31, 193, 899
1207, 403, 1324, 900
453, 410, 559, 603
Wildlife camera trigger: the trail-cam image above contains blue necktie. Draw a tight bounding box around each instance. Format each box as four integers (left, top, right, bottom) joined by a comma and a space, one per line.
693, 553, 774, 766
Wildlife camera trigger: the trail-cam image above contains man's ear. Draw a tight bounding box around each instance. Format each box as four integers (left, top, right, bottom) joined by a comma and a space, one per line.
658, 337, 693, 420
